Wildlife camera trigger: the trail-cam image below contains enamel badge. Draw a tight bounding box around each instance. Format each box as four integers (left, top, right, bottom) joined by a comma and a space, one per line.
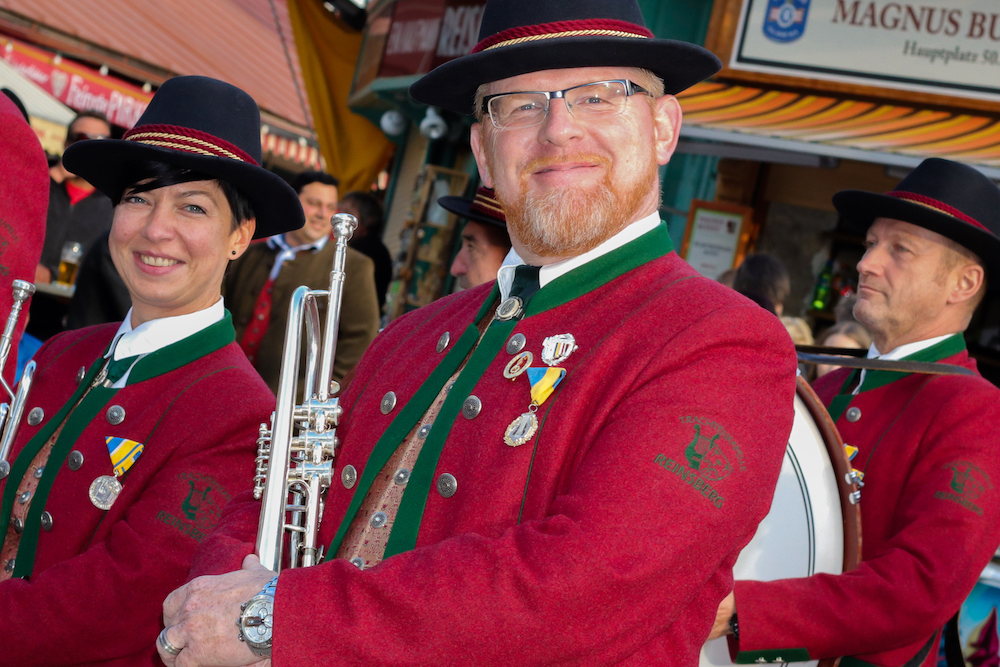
504, 351, 533, 380
541, 334, 578, 366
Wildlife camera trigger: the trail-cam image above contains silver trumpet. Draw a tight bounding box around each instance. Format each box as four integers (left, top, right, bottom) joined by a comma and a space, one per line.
254, 213, 357, 571
0, 280, 36, 480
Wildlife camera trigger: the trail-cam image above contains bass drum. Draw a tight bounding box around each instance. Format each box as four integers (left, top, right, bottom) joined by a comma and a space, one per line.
701, 376, 861, 667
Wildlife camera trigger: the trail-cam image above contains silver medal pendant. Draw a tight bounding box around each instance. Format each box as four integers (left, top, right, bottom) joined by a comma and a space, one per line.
89, 475, 122, 510
504, 411, 539, 447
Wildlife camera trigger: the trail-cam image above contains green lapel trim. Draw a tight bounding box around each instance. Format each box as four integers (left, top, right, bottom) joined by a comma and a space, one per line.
735, 648, 811, 664
856, 334, 965, 393
525, 222, 674, 317
827, 334, 966, 422
325, 222, 674, 561
6, 313, 235, 579
324, 323, 484, 561
127, 311, 236, 384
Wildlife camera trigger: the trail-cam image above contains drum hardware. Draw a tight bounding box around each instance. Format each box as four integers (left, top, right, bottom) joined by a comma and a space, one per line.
254, 214, 357, 572
0, 280, 37, 480
701, 377, 861, 667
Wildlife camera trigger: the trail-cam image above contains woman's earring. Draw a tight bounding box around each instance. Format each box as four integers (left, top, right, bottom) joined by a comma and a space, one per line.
231, 250, 237, 256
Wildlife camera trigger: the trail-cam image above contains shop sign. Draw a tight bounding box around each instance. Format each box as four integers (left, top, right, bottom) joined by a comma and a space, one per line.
732, 0, 1000, 102
1, 37, 151, 127
379, 0, 486, 78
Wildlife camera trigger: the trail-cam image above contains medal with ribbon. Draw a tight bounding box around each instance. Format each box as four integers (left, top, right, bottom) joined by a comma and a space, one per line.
504, 367, 566, 447
89, 437, 144, 510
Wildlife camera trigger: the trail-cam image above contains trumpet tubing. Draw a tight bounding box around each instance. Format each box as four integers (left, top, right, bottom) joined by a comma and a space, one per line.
0, 280, 36, 480
255, 214, 358, 571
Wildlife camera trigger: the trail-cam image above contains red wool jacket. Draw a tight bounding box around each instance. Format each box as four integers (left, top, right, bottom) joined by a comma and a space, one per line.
193, 226, 798, 666
733, 340, 1000, 666
0, 319, 273, 666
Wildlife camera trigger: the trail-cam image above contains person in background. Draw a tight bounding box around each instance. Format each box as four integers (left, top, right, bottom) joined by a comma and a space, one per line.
0, 75, 299, 666
64, 229, 132, 329
733, 253, 790, 316
160, 1, 797, 663
711, 158, 1000, 667
37, 110, 114, 284
224, 171, 380, 393
340, 191, 393, 312
813, 320, 872, 378
440, 186, 511, 289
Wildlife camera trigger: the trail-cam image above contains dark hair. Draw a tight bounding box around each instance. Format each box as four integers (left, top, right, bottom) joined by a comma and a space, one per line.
734, 254, 791, 309
479, 221, 512, 252
339, 191, 384, 235
290, 170, 339, 195
70, 109, 111, 132
115, 160, 255, 231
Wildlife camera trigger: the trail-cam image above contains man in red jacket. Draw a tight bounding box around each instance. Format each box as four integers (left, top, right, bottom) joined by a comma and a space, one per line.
710, 157, 1000, 666
159, 1, 799, 665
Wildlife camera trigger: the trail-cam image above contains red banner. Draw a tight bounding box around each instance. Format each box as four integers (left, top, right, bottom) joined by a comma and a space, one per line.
1, 36, 151, 128
378, 0, 486, 79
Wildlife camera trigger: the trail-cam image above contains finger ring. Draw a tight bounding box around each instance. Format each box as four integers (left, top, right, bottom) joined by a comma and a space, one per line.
157, 628, 183, 656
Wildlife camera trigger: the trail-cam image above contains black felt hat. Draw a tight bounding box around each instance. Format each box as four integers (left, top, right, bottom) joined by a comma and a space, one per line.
438, 187, 507, 230
62, 76, 303, 239
833, 158, 1000, 283
409, 0, 722, 115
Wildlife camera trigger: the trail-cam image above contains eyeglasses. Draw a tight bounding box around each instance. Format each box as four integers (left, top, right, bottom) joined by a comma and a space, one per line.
482, 80, 650, 130
66, 131, 109, 144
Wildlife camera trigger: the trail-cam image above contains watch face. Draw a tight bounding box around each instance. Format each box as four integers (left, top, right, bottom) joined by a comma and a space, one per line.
240, 597, 273, 649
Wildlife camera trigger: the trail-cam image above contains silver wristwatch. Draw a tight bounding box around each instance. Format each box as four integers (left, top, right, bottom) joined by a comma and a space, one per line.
237, 576, 278, 657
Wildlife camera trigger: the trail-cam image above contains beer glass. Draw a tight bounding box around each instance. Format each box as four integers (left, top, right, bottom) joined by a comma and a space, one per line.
57, 241, 83, 286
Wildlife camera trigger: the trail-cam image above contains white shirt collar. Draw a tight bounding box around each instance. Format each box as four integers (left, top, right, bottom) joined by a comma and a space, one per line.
854, 333, 959, 394
105, 299, 225, 387
266, 233, 329, 280
497, 211, 662, 300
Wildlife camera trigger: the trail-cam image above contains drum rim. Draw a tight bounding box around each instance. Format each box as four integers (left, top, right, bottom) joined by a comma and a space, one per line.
795, 375, 862, 574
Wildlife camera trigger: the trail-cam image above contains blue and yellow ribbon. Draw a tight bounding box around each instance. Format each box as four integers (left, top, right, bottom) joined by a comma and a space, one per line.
526, 367, 566, 406
105, 436, 144, 477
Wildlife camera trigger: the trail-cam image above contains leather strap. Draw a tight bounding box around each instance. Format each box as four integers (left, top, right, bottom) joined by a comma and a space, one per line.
796, 352, 974, 377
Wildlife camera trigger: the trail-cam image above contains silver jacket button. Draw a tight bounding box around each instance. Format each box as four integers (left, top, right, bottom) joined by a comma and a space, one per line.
76, 366, 87, 385
67, 450, 85, 471
846, 407, 862, 422
26, 408, 43, 427
33, 466, 45, 479
436, 473, 457, 498
394, 468, 410, 485
370, 511, 388, 528
106, 405, 126, 425
341, 464, 357, 489
380, 391, 397, 415
436, 331, 451, 353
506, 333, 527, 355
350, 556, 365, 570
462, 395, 482, 420
12, 518, 23, 534
17, 490, 31, 504
40, 511, 53, 532
417, 423, 432, 439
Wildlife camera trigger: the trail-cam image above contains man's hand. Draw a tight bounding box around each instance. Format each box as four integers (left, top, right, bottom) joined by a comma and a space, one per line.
158, 553, 275, 667
707, 591, 736, 640
34, 264, 51, 284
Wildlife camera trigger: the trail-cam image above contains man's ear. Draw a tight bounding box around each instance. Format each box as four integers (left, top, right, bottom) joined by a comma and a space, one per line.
469, 122, 494, 188
652, 95, 682, 166
949, 261, 985, 306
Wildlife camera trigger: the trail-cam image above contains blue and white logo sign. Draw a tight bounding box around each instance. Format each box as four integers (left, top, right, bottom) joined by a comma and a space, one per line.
763, 0, 810, 43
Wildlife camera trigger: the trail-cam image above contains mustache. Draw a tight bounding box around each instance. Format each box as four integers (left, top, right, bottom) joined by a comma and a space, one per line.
522, 153, 611, 173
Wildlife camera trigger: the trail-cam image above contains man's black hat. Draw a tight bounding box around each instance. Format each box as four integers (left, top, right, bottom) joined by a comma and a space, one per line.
409, 0, 722, 115
63, 76, 303, 239
438, 187, 507, 230
833, 158, 1000, 283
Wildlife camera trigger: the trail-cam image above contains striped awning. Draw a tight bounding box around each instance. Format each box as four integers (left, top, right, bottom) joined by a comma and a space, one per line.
677, 81, 1000, 175
260, 125, 323, 171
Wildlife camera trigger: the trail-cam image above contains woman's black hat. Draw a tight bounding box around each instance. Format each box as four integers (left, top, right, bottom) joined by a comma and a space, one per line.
409, 0, 722, 115
438, 187, 507, 229
833, 158, 1000, 283
63, 75, 303, 239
